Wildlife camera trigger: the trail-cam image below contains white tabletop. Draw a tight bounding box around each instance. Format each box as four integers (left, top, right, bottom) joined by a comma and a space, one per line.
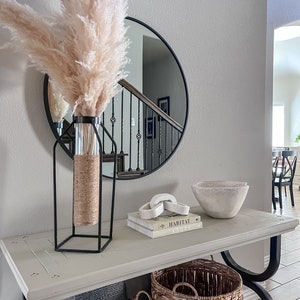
0, 208, 298, 300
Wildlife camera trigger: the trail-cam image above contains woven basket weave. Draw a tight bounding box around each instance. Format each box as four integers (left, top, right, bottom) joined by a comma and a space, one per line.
134, 291, 152, 300
151, 259, 243, 300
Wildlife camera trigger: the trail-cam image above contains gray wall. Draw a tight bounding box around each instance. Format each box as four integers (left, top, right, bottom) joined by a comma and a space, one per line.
0, 0, 271, 299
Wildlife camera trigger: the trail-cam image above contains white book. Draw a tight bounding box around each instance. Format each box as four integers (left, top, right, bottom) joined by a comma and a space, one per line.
127, 219, 203, 238
127, 212, 201, 231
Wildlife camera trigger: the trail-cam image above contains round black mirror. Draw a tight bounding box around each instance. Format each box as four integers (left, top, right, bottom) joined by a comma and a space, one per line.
44, 17, 188, 179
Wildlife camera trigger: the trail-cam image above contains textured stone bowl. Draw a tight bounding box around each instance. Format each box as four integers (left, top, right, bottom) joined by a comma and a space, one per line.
191, 181, 249, 218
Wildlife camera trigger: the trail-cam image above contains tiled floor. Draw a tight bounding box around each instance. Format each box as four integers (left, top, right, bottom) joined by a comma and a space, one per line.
244, 187, 300, 300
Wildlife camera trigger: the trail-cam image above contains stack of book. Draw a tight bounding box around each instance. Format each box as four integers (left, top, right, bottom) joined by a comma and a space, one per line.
127, 211, 203, 238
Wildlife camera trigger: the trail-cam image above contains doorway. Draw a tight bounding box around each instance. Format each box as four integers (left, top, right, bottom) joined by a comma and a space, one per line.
273, 24, 300, 149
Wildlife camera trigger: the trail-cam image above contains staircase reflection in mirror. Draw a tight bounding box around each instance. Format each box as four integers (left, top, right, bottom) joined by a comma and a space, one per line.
44, 76, 185, 179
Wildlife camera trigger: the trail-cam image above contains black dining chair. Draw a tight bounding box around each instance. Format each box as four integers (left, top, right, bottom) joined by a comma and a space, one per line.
272, 150, 297, 209
272, 151, 279, 210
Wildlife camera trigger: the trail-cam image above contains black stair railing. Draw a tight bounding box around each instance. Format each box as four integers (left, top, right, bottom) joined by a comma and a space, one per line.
44, 74, 184, 178
98, 79, 183, 178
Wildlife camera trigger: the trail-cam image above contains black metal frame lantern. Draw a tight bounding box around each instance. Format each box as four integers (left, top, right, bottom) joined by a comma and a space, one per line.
53, 116, 117, 253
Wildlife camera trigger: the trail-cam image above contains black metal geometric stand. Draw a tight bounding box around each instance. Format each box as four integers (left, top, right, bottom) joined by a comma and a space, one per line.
221, 236, 281, 300
53, 116, 117, 253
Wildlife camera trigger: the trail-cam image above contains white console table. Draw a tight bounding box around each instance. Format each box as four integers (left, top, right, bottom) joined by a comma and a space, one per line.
0, 208, 299, 300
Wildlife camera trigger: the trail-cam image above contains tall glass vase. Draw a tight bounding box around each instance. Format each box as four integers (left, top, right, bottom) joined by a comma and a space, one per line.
53, 115, 117, 253
53, 120, 63, 136
73, 116, 101, 226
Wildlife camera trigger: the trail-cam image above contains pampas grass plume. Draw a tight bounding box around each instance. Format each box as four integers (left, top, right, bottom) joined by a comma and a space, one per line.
48, 80, 69, 122
0, 0, 129, 117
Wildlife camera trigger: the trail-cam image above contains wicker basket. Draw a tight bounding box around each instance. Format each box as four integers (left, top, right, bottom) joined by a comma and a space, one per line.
134, 290, 152, 300
151, 259, 243, 300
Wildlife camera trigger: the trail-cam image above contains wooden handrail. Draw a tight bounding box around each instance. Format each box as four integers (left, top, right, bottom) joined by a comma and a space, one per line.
119, 79, 183, 133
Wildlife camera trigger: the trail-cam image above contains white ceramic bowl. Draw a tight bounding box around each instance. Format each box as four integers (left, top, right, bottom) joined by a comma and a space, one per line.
191, 181, 249, 219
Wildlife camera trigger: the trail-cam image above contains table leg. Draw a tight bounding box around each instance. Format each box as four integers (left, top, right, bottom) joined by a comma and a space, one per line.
243, 280, 273, 300
221, 236, 281, 300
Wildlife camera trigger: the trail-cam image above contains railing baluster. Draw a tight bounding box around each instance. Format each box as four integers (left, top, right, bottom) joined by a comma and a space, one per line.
128, 92, 133, 171
164, 122, 167, 161
136, 99, 141, 171
110, 97, 116, 154
151, 112, 155, 171
120, 88, 124, 154
102, 112, 105, 153
145, 107, 149, 171
158, 114, 162, 164
171, 126, 174, 153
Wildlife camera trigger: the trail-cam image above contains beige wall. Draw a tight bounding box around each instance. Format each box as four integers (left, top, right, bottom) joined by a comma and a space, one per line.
0, 1, 269, 299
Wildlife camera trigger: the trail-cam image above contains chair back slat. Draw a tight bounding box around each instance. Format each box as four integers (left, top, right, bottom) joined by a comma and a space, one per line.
280, 150, 297, 180
272, 151, 279, 181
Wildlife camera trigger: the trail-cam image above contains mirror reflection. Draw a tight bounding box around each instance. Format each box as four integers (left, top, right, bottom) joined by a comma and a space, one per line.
44, 17, 188, 179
